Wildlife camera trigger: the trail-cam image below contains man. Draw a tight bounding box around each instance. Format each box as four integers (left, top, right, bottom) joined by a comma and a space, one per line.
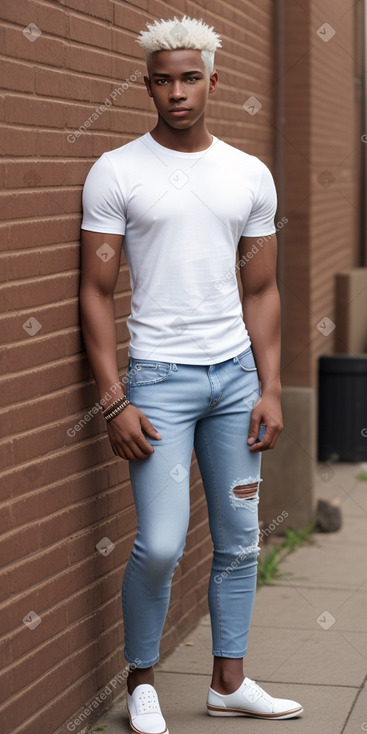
80, 15, 303, 734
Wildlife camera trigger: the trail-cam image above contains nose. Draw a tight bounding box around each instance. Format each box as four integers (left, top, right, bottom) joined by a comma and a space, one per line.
169, 81, 187, 101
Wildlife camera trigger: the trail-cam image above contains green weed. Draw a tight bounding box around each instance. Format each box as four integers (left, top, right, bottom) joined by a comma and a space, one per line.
257, 523, 315, 588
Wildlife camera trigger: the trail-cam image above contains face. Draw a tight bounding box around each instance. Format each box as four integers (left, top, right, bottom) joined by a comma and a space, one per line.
144, 48, 218, 129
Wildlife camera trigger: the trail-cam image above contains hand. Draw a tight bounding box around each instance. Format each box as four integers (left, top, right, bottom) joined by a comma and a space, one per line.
106, 404, 162, 461
247, 393, 283, 452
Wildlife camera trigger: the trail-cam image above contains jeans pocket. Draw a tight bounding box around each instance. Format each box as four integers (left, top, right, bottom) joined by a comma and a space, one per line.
127, 359, 172, 387
234, 347, 257, 372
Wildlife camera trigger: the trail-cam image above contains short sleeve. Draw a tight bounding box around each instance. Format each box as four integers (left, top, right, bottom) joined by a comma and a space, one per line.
241, 161, 277, 237
81, 153, 126, 235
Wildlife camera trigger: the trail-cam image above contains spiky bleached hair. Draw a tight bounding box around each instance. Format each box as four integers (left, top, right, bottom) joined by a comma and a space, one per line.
136, 16, 222, 74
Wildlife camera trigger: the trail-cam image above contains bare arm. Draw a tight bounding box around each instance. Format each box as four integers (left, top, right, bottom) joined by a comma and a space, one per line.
239, 233, 283, 452
79, 230, 161, 460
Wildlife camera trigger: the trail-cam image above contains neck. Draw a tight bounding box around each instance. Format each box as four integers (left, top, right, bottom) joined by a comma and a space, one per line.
149, 115, 213, 152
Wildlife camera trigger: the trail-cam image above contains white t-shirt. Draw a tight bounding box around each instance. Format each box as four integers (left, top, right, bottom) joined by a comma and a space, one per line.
81, 133, 277, 365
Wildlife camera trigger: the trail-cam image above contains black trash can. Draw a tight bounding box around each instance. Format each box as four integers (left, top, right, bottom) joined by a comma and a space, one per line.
318, 354, 367, 461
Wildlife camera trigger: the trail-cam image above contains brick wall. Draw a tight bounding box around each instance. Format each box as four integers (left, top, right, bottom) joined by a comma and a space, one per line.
0, 1, 276, 732
281, 0, 362, 387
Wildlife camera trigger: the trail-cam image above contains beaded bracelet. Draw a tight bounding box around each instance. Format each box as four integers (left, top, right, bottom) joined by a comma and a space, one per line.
102, 396, 127, 415
104, 396, 130, 422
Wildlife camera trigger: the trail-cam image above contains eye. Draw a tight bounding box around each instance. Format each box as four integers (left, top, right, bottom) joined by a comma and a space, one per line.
187, 76, 200, 83
156, 79, 168, 85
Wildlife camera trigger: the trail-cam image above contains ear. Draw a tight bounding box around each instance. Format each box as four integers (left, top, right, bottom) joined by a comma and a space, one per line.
144, 75, 153, 98
209, 71, 218, 95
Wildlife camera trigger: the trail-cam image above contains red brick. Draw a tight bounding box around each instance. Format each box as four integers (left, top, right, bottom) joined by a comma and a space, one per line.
8, 544, 69, 594
0, 59, 34, 93
0, 126, 36, 156
1, 273, 78, 315
4, 27, 65, 69
4, 160, 92, 188
111, 27, 140, 60
64, 44, 115, 77
0, 188, 80, 220
146, 0, 186, 17
2, 243, 79, 281
122, 0, 148, 10
4, 95, 68, 128
0, 0, 68, 36
61, 0, 114, 21
0, 356, 88, 409
114, 3, 152, 32
0, 524, 41, 568
69, 15, 112, 50
1, 217, 80, 251
35, 127, 95, 156
35, 66, 91, 101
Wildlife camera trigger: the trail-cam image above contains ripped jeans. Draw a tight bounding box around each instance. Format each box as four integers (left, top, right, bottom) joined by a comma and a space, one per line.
122, 346, 262, 667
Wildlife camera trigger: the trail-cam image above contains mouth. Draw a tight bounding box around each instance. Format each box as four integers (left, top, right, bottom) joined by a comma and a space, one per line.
169, 108, 191, 117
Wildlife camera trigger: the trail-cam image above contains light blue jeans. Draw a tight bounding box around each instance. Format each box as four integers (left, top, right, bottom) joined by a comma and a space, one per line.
122, 346, 263, 667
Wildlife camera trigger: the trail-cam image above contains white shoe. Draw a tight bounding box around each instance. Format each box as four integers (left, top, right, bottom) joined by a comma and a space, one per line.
127, 684, 168, 733
207, 677, 303, 719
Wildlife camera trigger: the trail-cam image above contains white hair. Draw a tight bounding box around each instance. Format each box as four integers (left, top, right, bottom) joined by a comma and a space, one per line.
136, 16, 222, 74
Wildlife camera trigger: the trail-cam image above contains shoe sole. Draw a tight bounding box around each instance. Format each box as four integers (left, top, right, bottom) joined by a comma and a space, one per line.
129, 726, 169, 734
129, 727, 169, 734
127, 704, 169, 734
207, 704, 304, 720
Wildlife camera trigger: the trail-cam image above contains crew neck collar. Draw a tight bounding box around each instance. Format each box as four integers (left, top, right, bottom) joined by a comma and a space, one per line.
144, 132, 218, 157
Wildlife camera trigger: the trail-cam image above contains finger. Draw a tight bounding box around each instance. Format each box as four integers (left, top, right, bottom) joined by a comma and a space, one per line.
132, 433, 155, 456
140, 415, 162, 439
115, 443, 146, 461
126, 433, 157, 460
249, 426, 274, 452
247, 413, 261, 446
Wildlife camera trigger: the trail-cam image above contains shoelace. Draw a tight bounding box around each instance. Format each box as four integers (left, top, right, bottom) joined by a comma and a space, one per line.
135, 689, 161, 715
243, 679, 272, 706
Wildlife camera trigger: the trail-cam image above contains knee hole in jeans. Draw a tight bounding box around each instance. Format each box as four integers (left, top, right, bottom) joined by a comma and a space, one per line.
229, 477, 262, 511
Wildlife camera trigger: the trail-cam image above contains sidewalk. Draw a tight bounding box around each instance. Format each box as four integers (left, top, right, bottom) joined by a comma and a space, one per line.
93, 462, 367, 734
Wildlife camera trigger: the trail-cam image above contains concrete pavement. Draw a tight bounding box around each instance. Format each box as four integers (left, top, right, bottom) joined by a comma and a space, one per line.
92, 462, 367, 734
